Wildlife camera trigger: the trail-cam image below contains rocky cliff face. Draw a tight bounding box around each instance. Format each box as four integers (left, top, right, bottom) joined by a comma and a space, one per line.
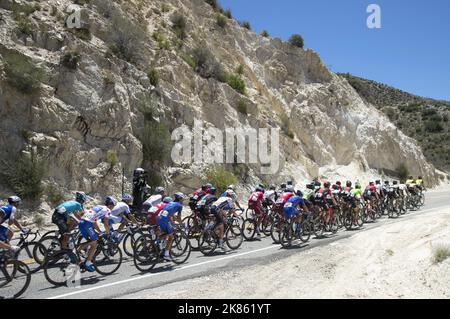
0, 0, 443, 209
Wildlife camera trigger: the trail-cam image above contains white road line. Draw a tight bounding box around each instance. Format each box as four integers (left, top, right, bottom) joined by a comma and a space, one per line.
47, 203, 450, 299
48, 245, 279, 299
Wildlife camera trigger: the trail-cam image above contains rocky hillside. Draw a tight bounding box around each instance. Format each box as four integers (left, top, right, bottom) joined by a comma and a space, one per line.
0, 0, 443, 211
339, 73, 450, 172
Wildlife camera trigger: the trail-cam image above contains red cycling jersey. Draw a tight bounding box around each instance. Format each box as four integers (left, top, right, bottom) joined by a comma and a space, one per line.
147, 202, 167, 225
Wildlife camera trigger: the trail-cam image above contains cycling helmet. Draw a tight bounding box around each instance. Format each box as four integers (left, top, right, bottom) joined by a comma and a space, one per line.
285, 185, 295, 192
323, 181, 331, 189
163, 197, 173, 203
226, 189, 237, 200
154, 187, 165, 195
227, 185, 235, 191
336, 181, 342, 186
369, 181, 375, 186
133, 168, 145, 177
332, 184, 339, 190
287, 181, 293, 186
8, 196, 21, 205
269, 184, 276, 190
255, 186, 264, 192
121, 194, 133, 203
355, 182, 361, 189
295, 190, 303, 197
105, 196, 117, 207
209, 187, 217, 195
418, 176, 422, 179
393, 181, 398, 185
384, 181, 390, 185
76, 191, 87, 204
375, 180, 381, 185
280, 183, 287, 189
346, 181, 352, 187
173, 192, 185, 201
306, 183, 314, 190
314, 181, 321, 187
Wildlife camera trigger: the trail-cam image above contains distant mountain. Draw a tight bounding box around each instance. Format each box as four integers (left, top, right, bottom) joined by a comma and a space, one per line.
338, 73, 450, 172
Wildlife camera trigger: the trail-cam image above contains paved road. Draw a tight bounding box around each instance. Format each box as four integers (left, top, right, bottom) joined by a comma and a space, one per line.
15, 189, 450, 299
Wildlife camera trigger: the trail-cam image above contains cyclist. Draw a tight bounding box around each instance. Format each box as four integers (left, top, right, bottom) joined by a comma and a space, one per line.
364, 181, 379, 203
196, 187, 218, 224
52, 191, 86, 249
108, 194, 139, 237
0, 196, 28, 253
142, 187, 166, 213
248, 186, 265, 239
157, 192, 185, 260
274, 185, 295, 216
416, 176, 424, 192
190, 184, 212, 208
335, 181, 343, 192
78, 196, 115, 272
219, 185, 234, 198
302, 183, 315, 209
263, 185, 277, 207
405, 176, 417, 196
210, 190, 239, 251
147, 197, 172, 226
277, 183, 287, 197
283, 190, 310, 223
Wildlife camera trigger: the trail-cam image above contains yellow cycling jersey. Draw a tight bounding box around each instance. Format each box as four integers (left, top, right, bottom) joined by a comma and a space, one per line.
405, 179, 416, 186
416, 179, 423, 186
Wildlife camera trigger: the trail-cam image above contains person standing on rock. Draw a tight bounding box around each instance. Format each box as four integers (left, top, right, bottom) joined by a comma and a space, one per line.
132, 168, 151, 212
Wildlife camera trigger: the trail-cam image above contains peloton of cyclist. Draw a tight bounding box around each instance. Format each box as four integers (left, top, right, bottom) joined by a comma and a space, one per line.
78, 196, 116, 272
0, 196, 28, 253
52, 191, 86, 249
283, 190, 310, 223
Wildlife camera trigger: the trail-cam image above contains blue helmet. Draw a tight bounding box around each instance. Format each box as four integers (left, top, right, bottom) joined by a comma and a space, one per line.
105, 196, 117, 207
173, 192, 185, 201
8, 196, 21, 205
76, 191, 87, 204
121, 194, 133, 203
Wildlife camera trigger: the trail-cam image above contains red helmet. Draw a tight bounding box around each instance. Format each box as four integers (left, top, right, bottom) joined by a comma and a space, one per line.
323, 181, 331, 188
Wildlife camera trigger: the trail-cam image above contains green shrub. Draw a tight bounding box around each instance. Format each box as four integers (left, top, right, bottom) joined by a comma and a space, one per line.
108, 14, 145, 63
432, 244, 450, 264
16, 16, 33, 36
226, 74, 246, 95
3, 52, 44, 94
192, 46, 226, 82
12, 2, 39, 19
70, 28, 92, 41
237, 100, 248, 115
424, 121, 444, 133
206, 166, 238, 194
61, 51, 81, 70
224, 9, 232, 19
241, 21, 251, 30
33, 214, 45, 229
161, 3, 171, 12
46, 185, 65, 206
205, 0, 219, 10
236, 64, 244, 75
146, 67, 160, 86
140, 121, 172, 165
422, 108, 437, 118
261, 30, 269, 37
152, 32, 171, 50
0, 151, 46, 201
171, 13, 187, 40
288, 34, 304, 48
106, 150, 119, 167
396, 163, 409, 182
216, 13, 227, 28
179, 51, 197, 69
280, 112, 294, 138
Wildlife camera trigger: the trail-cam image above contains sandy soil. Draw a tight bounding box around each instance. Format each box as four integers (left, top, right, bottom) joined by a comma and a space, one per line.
123, 206, 450, 299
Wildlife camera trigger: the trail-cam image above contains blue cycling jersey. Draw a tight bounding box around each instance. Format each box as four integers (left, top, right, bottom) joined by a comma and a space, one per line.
0, 205, 16, 224
158, 202, 183, 221
56, 201, 83, 218
284, 195, 305, 208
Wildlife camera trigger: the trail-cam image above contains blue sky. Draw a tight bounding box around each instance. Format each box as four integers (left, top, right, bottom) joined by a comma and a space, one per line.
220, 0, 450, 101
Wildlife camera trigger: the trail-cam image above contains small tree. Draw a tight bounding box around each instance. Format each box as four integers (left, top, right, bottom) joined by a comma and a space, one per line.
61, 51, 81, 70
3, 52, 44, 94
206, 166, 238, 194
146, 67, 160, 86
288, 34, 304, 48
396, 164, 409, 183
171, 13, 187, 40
216, 13, 227, 28
226, 74, 246, 95
241, 21, 251, 30
261, 30, 269, 37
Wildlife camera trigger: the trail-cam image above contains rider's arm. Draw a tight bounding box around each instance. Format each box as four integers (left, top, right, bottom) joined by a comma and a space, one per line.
9, 218, 26, 233
102, 218, 110, 234
93, 221, 102, 234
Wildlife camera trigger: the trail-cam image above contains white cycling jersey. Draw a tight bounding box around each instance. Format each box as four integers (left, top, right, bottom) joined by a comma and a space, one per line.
82, 205, 111, 223
264, 190, 276, 201
109, 202, 130, 223
143, 195, 163, 208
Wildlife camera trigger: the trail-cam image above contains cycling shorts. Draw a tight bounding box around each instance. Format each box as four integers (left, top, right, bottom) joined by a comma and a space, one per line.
283, 207, 300, 220
79, 220, 98, 241
157, 217, 174, 235
0, 225, 9, 242
52, 210, 70, 234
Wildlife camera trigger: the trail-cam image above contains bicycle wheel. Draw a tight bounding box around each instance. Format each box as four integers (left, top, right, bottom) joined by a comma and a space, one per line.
344, 213, 353, 230
122, 231, 141, 257
43, 250, 80, 287
245, 208, 253, 220
198, 230, 217, 256
313, 217, 325, 238
170, 229, 191, 265
39, 235, 61, 258
133, 235, 159, 272
225, 224, 244, 250
16, 242, 47, 274
262, 218, 272, 237
279, 222, 293, 248
0, 260, 31, 299
298, 221, 311, 243
242, 218, 256, 241
329, 216, 339, 234
94, 242, 123, 276
270, 220, 282, 244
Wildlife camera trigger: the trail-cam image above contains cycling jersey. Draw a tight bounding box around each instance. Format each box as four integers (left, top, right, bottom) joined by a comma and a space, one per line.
109, 202, 131, 224
302, 189, 315, 201
350, 188, 362, 199
405, 179, 416, 186
82, 205, 111, 223
142, 194, 163, 212
0, 205, 16, 224
283, 195, 305, 219
263, 190, 276, 202
147, 202, 167, 225
55, 201, 83, 218
211, 197, 234, 212
158, 202, 183, 222
276, 192, 294, 205
364, 185, 377, 198
248, 191, 264, 206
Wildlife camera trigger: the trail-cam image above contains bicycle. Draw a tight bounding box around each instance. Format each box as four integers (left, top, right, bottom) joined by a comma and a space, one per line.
132, 224, 191, 272
43, 230, 123, 286
242, 206, 274, 241
198, 212, 243, 256
0, 249, 31, 299
279, 211, 313, 248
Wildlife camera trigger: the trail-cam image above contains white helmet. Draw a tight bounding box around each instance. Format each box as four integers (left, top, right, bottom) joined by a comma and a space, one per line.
226, 189, 237, 200
285, 185, 295, 192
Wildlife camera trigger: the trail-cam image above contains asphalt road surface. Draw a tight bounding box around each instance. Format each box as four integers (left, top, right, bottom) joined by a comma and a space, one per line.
12, 189, 450, 299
